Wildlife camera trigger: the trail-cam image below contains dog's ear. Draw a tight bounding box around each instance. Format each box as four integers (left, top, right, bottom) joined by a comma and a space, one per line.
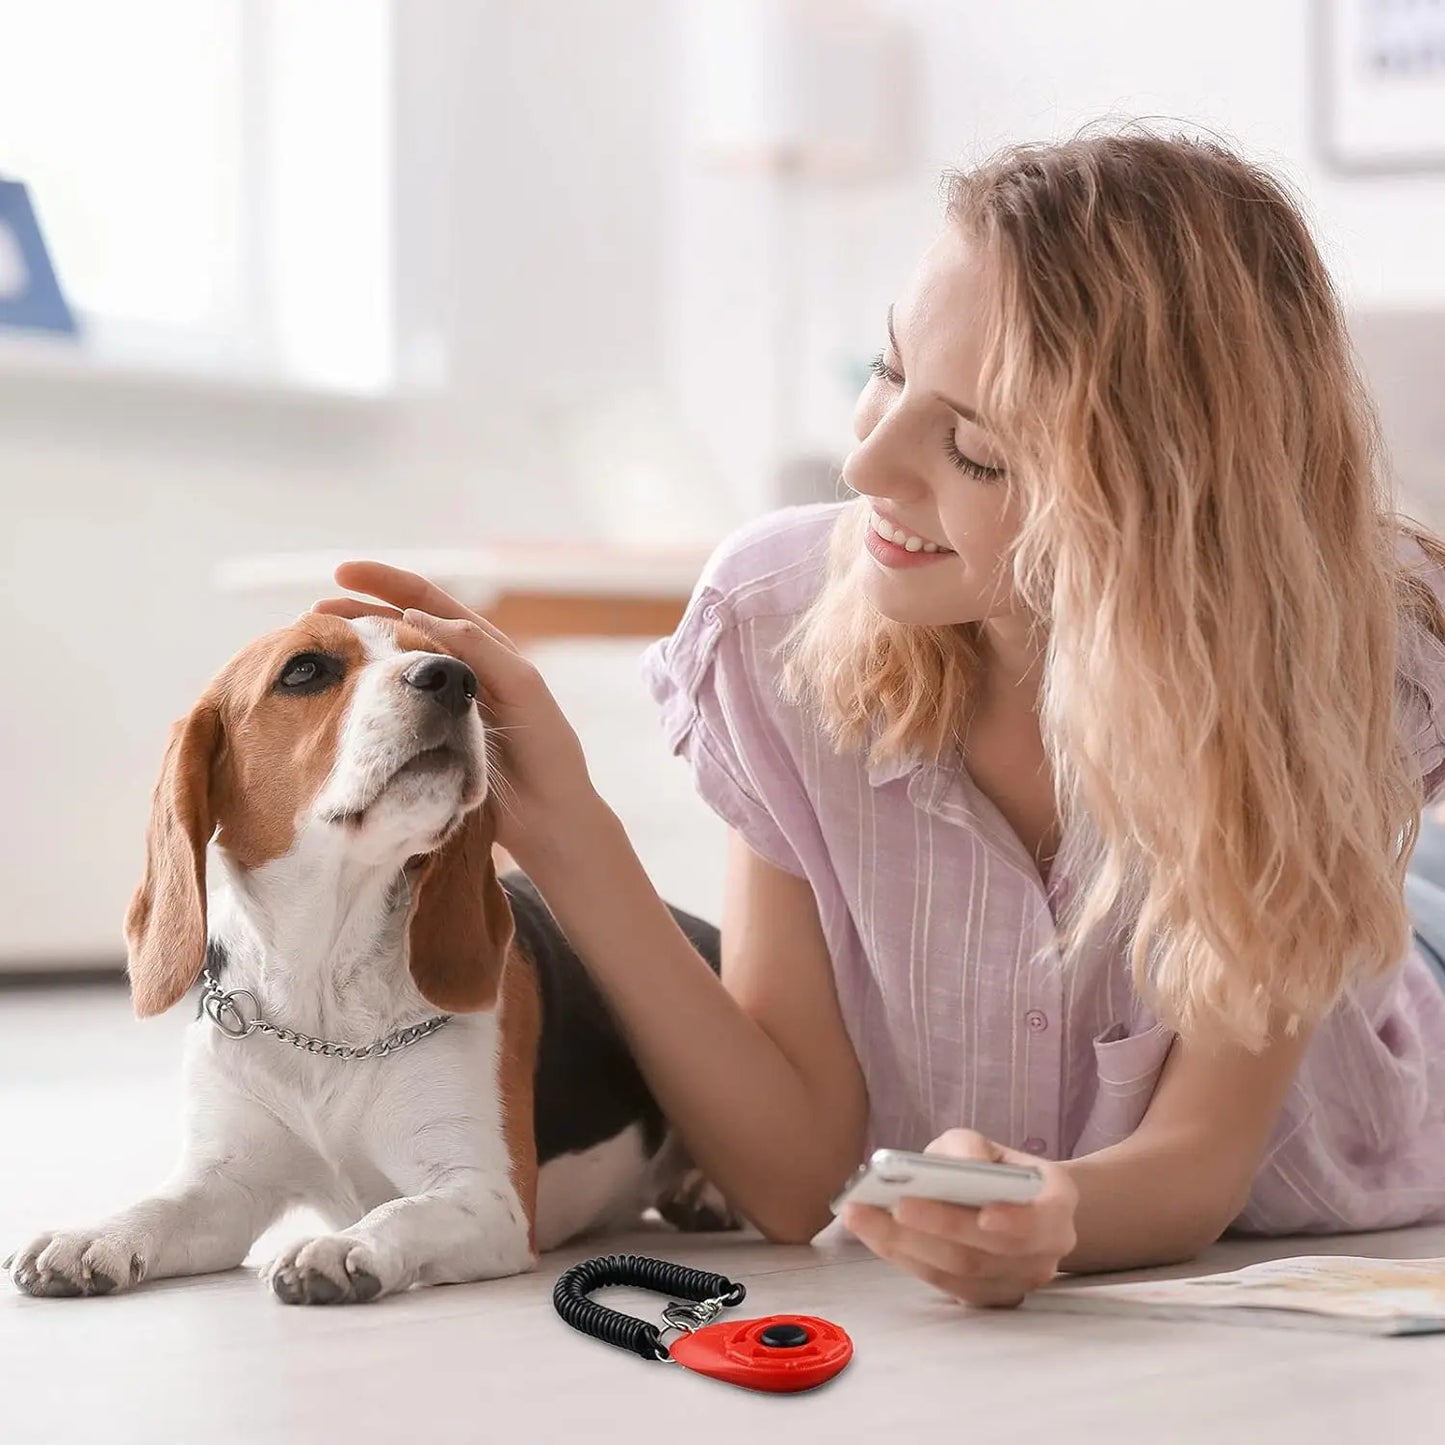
124, 703, 222, 1018
407, 800, 514, 1012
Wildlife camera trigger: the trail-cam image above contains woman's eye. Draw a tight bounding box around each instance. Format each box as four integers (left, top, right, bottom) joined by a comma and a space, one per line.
276, 654, 336, 691
946, 435, 1007, 483
868, 351, 903, 386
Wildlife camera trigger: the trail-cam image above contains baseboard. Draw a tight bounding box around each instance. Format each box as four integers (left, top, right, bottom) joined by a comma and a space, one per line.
0, 961, 126, 989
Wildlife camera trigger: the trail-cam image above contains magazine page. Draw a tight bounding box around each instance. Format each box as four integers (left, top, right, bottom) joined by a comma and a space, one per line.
1028, 1256, 1445, 1335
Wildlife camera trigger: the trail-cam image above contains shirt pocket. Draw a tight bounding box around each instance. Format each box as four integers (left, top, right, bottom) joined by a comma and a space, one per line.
1308, 982, 1433, 1160
1071, 1021, 1176, 1157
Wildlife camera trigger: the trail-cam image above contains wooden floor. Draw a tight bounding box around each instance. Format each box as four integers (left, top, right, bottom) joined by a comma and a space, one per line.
4, 982, 1443, 1444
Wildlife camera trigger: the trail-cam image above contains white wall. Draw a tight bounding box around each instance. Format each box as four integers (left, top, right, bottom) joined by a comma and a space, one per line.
0, 0, 709, 963
892, 0, 1445, 303
6, 0, 1445, 964
669, 0, 1445, 499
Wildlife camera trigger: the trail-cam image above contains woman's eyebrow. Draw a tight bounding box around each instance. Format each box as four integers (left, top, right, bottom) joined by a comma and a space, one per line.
888, 304, 987, 427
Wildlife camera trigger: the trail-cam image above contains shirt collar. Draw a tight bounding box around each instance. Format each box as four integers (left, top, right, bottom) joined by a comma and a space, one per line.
867, 743, 1048, 884
864, 750, 925, 789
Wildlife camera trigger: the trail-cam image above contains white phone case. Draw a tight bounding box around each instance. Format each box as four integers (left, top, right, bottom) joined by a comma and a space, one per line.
831, 1148, 1045, 1211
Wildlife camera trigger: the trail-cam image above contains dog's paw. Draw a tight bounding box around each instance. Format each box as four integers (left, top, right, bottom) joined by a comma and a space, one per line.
264, 1236, 394, 1305
7, 1231, 147, 1299
654, 1168, 744, 1234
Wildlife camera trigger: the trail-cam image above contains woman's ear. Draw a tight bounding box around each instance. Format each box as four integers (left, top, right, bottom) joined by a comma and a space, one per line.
407, 799, 514, 1012
124, 703, 222, 1018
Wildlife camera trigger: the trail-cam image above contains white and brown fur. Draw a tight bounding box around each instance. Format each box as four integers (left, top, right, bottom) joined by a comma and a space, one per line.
7, 615, 731, 1305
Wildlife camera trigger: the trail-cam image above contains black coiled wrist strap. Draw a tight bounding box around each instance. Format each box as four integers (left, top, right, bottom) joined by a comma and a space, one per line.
552, 1253, 747, 1361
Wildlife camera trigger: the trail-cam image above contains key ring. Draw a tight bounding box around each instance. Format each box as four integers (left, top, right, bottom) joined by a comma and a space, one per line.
552, 1253, 853, 1393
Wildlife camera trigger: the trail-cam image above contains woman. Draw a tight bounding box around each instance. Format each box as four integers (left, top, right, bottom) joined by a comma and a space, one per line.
318, 129, 1445, 1308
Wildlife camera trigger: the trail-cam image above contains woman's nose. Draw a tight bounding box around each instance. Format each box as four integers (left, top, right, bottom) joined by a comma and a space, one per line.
844, 424, 928, 504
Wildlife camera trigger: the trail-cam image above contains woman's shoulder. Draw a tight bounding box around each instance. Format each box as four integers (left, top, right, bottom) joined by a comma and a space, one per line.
644, 502, 842, 729
642, 504, 846, 877
691, 502, 844, 629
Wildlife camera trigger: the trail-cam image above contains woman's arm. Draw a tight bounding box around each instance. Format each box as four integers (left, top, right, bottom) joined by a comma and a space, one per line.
1059, 1024, 1309, 1272
843, 1025, 1309, 1304
523, 813, 868, 1244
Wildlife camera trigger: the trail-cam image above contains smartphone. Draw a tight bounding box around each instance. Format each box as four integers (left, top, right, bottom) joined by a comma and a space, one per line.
831, 1148, 1045, 1212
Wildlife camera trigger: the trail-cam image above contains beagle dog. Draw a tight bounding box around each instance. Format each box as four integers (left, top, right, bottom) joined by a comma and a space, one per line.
8, 614, 732, 1304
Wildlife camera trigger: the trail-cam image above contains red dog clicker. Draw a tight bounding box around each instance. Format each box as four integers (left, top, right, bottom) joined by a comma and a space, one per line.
669, 1313, 854, 1392
553, 1254, 854, 1393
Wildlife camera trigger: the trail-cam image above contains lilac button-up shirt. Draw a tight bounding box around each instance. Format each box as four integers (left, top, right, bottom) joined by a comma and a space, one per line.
643, 503, 1445, 1235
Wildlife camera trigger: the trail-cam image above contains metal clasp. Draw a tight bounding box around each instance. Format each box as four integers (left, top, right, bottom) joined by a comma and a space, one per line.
661, 1297, 726, 1334
656, 1294, 732, 1359
203, 986, 261, 1039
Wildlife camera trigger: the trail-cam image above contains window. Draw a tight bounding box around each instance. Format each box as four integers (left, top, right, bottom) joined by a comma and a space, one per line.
0, 0, 395, 394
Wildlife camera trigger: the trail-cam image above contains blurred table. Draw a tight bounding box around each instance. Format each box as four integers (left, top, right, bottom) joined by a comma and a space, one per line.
214, 542, 715, 644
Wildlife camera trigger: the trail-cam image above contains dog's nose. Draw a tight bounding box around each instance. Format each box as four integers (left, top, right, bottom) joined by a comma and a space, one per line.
402, 656, 478, 718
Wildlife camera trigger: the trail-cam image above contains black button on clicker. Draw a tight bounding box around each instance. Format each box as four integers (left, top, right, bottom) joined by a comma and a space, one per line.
760, 1322, 811, 1348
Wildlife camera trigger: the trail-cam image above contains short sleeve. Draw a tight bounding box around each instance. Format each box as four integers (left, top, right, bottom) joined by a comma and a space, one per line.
642, 587, 808, 877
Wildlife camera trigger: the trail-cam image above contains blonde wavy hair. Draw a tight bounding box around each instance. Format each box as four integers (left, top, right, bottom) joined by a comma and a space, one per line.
784, 129, 1445, 1046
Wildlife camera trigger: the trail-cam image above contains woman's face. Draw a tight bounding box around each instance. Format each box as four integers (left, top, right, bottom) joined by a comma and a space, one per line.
845, 227, 1026, 630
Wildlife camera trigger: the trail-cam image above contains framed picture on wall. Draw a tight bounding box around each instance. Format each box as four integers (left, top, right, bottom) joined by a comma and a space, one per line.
1314, 0, 1445, 173
0, 178, 78, 335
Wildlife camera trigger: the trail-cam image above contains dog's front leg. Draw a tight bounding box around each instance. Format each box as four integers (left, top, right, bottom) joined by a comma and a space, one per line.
8, 1087, 315, 1299
9, 1168, 290, 1299
265, 1169, 533, 1305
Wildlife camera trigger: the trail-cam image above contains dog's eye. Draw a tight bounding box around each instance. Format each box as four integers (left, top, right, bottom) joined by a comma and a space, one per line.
276, 653, 338, 694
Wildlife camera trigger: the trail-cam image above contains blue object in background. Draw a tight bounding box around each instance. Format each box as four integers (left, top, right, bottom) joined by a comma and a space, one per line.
0, 178, 79, 337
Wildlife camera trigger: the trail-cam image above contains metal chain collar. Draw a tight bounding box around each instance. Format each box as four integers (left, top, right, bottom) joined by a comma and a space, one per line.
199, 968, 451, 1060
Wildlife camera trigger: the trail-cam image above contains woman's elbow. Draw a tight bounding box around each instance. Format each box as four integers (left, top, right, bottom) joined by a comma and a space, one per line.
1159, 1226, 1225, 1270
749, 1197, 836, 1246
1158, 1200, 1238, 1269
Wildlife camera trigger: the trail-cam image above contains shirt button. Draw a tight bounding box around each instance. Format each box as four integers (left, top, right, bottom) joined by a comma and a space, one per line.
1025, 1009, 1048, 1033
1022, 1137, 1047, 1155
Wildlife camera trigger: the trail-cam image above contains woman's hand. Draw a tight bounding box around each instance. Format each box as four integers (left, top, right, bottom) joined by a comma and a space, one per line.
841, 1130, 1078, 1308
312, 562, 597, 861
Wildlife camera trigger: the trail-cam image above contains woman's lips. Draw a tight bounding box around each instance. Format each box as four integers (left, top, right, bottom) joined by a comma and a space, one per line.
864, 509, 955, 569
